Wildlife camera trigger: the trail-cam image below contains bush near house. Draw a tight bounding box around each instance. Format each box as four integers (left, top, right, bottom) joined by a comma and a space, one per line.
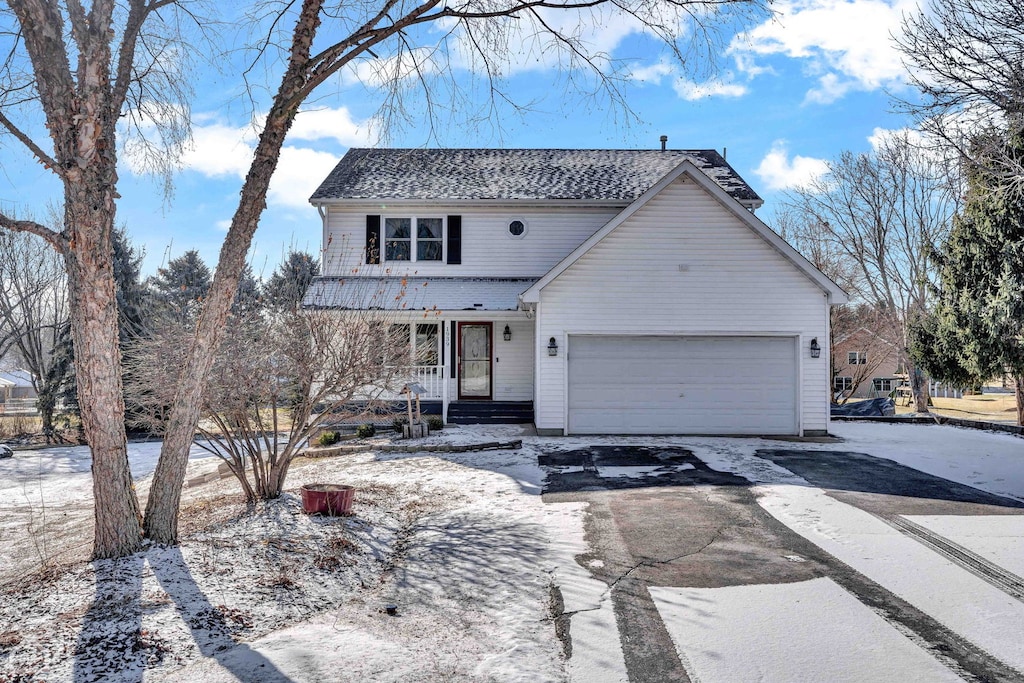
317, 431, 341, 447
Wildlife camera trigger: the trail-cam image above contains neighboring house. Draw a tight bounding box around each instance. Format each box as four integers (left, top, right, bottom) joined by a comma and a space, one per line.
0, 368, 37, 413
303, 148, 847, 436
831, 328, 902, 400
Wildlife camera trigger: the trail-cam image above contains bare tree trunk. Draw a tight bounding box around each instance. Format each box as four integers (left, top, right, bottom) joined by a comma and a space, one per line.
65, 192, 143, 558
1014, 373, 1023, 426
909, 358, 931, 413
143, 0, 325, 544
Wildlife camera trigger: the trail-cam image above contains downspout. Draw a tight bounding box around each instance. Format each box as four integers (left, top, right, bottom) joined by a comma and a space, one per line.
316, 204, 327, 272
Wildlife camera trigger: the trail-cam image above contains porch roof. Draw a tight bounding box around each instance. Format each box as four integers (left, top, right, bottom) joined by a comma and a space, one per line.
302, 276, 536, 311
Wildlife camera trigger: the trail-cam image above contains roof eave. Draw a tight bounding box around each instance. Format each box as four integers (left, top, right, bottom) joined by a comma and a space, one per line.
308, 197, 634, 208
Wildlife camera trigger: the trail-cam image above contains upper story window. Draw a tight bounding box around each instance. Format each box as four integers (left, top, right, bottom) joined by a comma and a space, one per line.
508, 219, 528, 238
848, 351, 866, 365
385, 217, 443, 262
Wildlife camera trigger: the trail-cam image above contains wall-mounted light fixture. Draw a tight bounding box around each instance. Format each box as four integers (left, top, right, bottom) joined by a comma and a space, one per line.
547, 337, 559, 356
503, 325, 512, 342
810, 337, 821, 358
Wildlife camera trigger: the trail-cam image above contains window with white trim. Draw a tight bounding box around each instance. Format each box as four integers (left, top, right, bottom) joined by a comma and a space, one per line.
848, 351, 866, 365
415, 324, 440, 366
834, 376, 853, 391
385, 217, 444, 262
872, 378, 894, 393
386, 323, 440, 367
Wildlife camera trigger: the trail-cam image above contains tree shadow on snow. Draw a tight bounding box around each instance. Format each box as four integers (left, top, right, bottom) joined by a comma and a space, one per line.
73, 546, 293, 683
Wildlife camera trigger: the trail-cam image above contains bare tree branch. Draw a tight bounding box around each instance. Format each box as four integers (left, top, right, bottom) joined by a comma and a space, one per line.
0, 209, 68, 253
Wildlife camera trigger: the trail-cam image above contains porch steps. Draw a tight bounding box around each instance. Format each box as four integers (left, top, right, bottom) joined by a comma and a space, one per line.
447, 401, 534, 425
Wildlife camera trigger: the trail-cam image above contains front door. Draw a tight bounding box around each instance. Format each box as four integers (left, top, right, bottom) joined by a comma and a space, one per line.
458, 322, 492, 399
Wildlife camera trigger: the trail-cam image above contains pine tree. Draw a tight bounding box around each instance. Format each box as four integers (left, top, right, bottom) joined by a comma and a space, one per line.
112, 228, 150, 341
263, 251, 319, 311
914, 128, 1024, 424
150, 250, 212, 323
232, 264, 263, 316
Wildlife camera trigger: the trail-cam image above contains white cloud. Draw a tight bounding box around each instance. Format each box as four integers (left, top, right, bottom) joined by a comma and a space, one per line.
731, 0, 916, 103
867, 125, 924, 151
173, 106, 376, 208
754, 141, 829, 190
629, 59, 748, 100
628, 60, 676, 85
266, 146, 345, 208
214, 219, 232, 232
673, 77, 747, 101
179, 121, 256, 178
341, 48, 440, 88
287, 107, 379, 147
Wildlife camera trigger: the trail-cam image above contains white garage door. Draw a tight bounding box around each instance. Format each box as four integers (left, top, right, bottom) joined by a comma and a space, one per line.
567, 335, 798, 435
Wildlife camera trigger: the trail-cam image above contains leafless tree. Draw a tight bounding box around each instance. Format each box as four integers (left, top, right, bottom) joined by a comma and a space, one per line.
0, 0, 770, 556
0, 227, 72, 438
896, 0, 1024, 196
127, 306, 410, 501
143, 0, 773, 545
782, 131, 959, 412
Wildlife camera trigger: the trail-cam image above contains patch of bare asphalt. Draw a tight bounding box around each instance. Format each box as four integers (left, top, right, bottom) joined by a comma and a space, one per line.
541, 446, 1024, 683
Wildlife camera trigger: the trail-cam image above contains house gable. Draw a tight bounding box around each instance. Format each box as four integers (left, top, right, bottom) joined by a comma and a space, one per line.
531, 170, 840, 434
520, 160, 847, 305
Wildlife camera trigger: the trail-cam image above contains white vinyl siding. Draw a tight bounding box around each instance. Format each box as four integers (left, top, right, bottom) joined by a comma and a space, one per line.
442, 318, 534, 401
535, 176, 830, 435
492, 320, 535, 400
567, 336, 797, 434
322, 206, 619, 277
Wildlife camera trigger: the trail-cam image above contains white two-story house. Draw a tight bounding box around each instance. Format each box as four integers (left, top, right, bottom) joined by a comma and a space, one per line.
303, 148, 847, 436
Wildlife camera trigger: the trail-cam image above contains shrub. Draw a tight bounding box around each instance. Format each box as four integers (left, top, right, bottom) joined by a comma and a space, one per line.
317, 430, 340, 447
426, 415, 443, 431
355, 423, 375, 438
392, 416, 408, 433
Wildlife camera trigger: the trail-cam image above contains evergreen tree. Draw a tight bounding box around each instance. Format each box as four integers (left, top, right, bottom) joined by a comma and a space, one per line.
263, 251, 319, 311
149, 250, 212, 323
112, 228, 150, 341
112, 229, 155, 433
913, 129, 1024, 424
232, 264, 263, 316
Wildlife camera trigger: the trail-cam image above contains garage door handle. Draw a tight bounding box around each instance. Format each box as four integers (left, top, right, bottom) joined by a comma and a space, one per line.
679, 392, 685, 397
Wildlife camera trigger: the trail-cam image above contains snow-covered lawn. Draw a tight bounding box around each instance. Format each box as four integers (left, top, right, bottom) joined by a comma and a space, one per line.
1, 420, 1022, 682
0, 428, 574, 681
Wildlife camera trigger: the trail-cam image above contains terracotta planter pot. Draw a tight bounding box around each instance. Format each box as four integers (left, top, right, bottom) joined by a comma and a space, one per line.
301, 484, 355, 516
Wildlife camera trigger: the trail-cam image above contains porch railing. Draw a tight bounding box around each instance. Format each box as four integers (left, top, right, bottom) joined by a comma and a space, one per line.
0, 398, 39, 416
394, 365, 445, 400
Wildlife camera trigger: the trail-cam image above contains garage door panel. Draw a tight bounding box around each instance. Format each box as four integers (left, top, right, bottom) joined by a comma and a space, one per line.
567, 335, 797, 435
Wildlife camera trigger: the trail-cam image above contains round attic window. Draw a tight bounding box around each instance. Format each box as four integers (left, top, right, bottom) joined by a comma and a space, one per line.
508, 219, 527, 238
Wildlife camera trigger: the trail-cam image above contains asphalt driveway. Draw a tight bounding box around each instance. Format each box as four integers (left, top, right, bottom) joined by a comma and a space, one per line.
540, 424, 1024, 682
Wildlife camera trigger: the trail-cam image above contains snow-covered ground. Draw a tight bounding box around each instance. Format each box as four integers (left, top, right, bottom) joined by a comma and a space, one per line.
688, 421, 1024, 681
0, 441, 217, 578
1, 421, 1022, 682
0, 427, 572, 682
651, 578, 963, 683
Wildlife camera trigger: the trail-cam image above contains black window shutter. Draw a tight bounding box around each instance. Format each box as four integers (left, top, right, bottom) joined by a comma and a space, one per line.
366, 215, 381, 264
447, 215, 462, 264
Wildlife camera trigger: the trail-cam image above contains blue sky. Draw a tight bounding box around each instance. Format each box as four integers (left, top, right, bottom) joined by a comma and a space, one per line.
0, 0, 921, 276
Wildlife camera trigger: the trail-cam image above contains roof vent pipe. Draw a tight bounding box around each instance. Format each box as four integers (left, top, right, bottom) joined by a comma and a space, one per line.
660, 135, 668, 151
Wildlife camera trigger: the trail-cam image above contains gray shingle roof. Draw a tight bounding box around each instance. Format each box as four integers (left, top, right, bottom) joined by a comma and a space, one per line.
310, 148, 761, 204
302, 277, 537, 311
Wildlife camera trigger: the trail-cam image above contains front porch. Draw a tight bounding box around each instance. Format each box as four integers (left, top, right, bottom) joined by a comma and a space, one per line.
387, 315, 536, 425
